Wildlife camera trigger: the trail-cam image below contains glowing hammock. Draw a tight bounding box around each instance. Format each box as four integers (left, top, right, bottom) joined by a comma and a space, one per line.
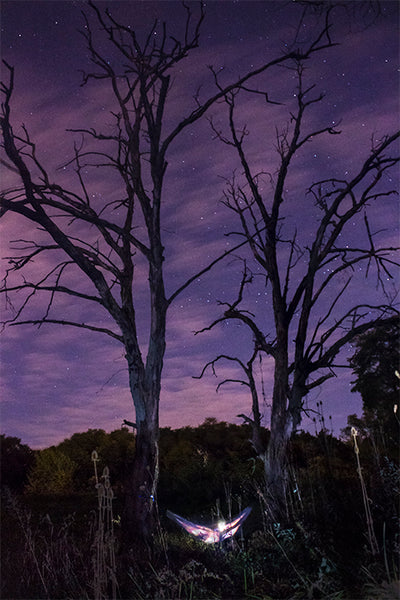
167, 506, 252, 544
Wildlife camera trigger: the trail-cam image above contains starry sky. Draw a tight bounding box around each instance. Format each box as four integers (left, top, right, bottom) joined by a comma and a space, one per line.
1, 0, 399, 449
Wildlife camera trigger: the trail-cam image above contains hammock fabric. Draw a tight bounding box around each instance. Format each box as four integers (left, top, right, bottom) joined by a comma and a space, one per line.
166, 506, 252, 544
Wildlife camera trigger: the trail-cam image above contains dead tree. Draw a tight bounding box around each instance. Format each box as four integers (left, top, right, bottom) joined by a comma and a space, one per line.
1, 3, 347, 545
197, 61, 399, 519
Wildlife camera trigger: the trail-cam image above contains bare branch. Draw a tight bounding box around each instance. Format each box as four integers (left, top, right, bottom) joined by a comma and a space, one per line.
161, 15, 339, 155
193, 354, 248, 381
10, 318, 123, 341
311, 312, 399, 371
168, 228, 267, 305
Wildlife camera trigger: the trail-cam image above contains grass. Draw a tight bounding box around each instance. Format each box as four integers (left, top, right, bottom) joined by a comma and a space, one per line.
1, 432, 399, 599
1, 489, 92, 599
351, 427, 379, 556
2, 492, 398, 599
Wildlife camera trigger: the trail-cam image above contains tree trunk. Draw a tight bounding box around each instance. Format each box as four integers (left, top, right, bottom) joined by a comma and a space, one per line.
265, 345, 291, 522
121, 321, 164, 553
122, 419, 159, 554
120, 255, 166, 552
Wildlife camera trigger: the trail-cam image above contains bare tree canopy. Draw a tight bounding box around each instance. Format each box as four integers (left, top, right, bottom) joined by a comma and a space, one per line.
194, 29, 399, 519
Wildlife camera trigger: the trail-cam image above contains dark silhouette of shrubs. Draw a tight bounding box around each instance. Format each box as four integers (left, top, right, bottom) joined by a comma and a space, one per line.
1, 419, 398, 598
0, 434, 34, 492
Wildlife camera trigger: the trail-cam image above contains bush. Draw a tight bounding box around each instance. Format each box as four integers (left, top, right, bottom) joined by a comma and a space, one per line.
27, 448, 77, 495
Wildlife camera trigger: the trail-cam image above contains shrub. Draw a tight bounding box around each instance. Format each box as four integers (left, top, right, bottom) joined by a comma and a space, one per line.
27, 448, 76, 495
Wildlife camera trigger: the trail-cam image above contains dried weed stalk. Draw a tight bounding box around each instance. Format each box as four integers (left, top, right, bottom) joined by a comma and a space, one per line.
351, 427, 379, 556
92, 450, 118, 600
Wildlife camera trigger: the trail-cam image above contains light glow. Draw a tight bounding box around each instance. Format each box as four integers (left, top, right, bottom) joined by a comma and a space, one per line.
167, 507, 252, 544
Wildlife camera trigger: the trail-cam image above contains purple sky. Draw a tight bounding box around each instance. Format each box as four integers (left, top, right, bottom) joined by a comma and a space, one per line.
1, 1, 399, 449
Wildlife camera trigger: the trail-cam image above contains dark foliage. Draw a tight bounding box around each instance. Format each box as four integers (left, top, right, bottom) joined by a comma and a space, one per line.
349, 317, 400, 409
57, 428, 136, 493
347, 317, 400, 451
0, 434, 34, 492
2, 419, 400, 600
158, 419, 259, 516
1, 418, 399, 598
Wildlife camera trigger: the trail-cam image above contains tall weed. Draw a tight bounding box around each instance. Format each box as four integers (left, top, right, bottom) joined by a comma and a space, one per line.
1, 489, 91, 599
91, 450, 118, 600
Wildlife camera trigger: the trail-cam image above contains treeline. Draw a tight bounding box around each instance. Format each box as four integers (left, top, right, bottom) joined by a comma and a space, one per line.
1, 419, 257, 504
2, 416, 397, 521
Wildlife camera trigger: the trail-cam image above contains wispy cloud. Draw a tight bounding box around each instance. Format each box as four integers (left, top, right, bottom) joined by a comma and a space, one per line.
1, 1, 398, 448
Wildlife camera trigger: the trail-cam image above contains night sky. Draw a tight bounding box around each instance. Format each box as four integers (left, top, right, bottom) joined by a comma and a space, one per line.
1, 0, 399, 449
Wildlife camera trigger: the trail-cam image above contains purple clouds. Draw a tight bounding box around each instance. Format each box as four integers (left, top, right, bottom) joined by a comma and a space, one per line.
1, 1, 398, 448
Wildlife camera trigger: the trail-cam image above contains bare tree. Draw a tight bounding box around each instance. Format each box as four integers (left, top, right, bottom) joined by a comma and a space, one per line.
196, 59, 399, 519
0, 3, 342, 546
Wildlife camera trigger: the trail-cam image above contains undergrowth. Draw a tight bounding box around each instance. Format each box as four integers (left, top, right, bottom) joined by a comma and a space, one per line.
2, 489, 398, 600
1, 429, 399, 599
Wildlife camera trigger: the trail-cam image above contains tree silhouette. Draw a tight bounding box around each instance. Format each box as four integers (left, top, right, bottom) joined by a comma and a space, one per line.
0, 2, 342, 545
0, 434, 34, 492
195, 44, 399, 519
347, 317, 400, 451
